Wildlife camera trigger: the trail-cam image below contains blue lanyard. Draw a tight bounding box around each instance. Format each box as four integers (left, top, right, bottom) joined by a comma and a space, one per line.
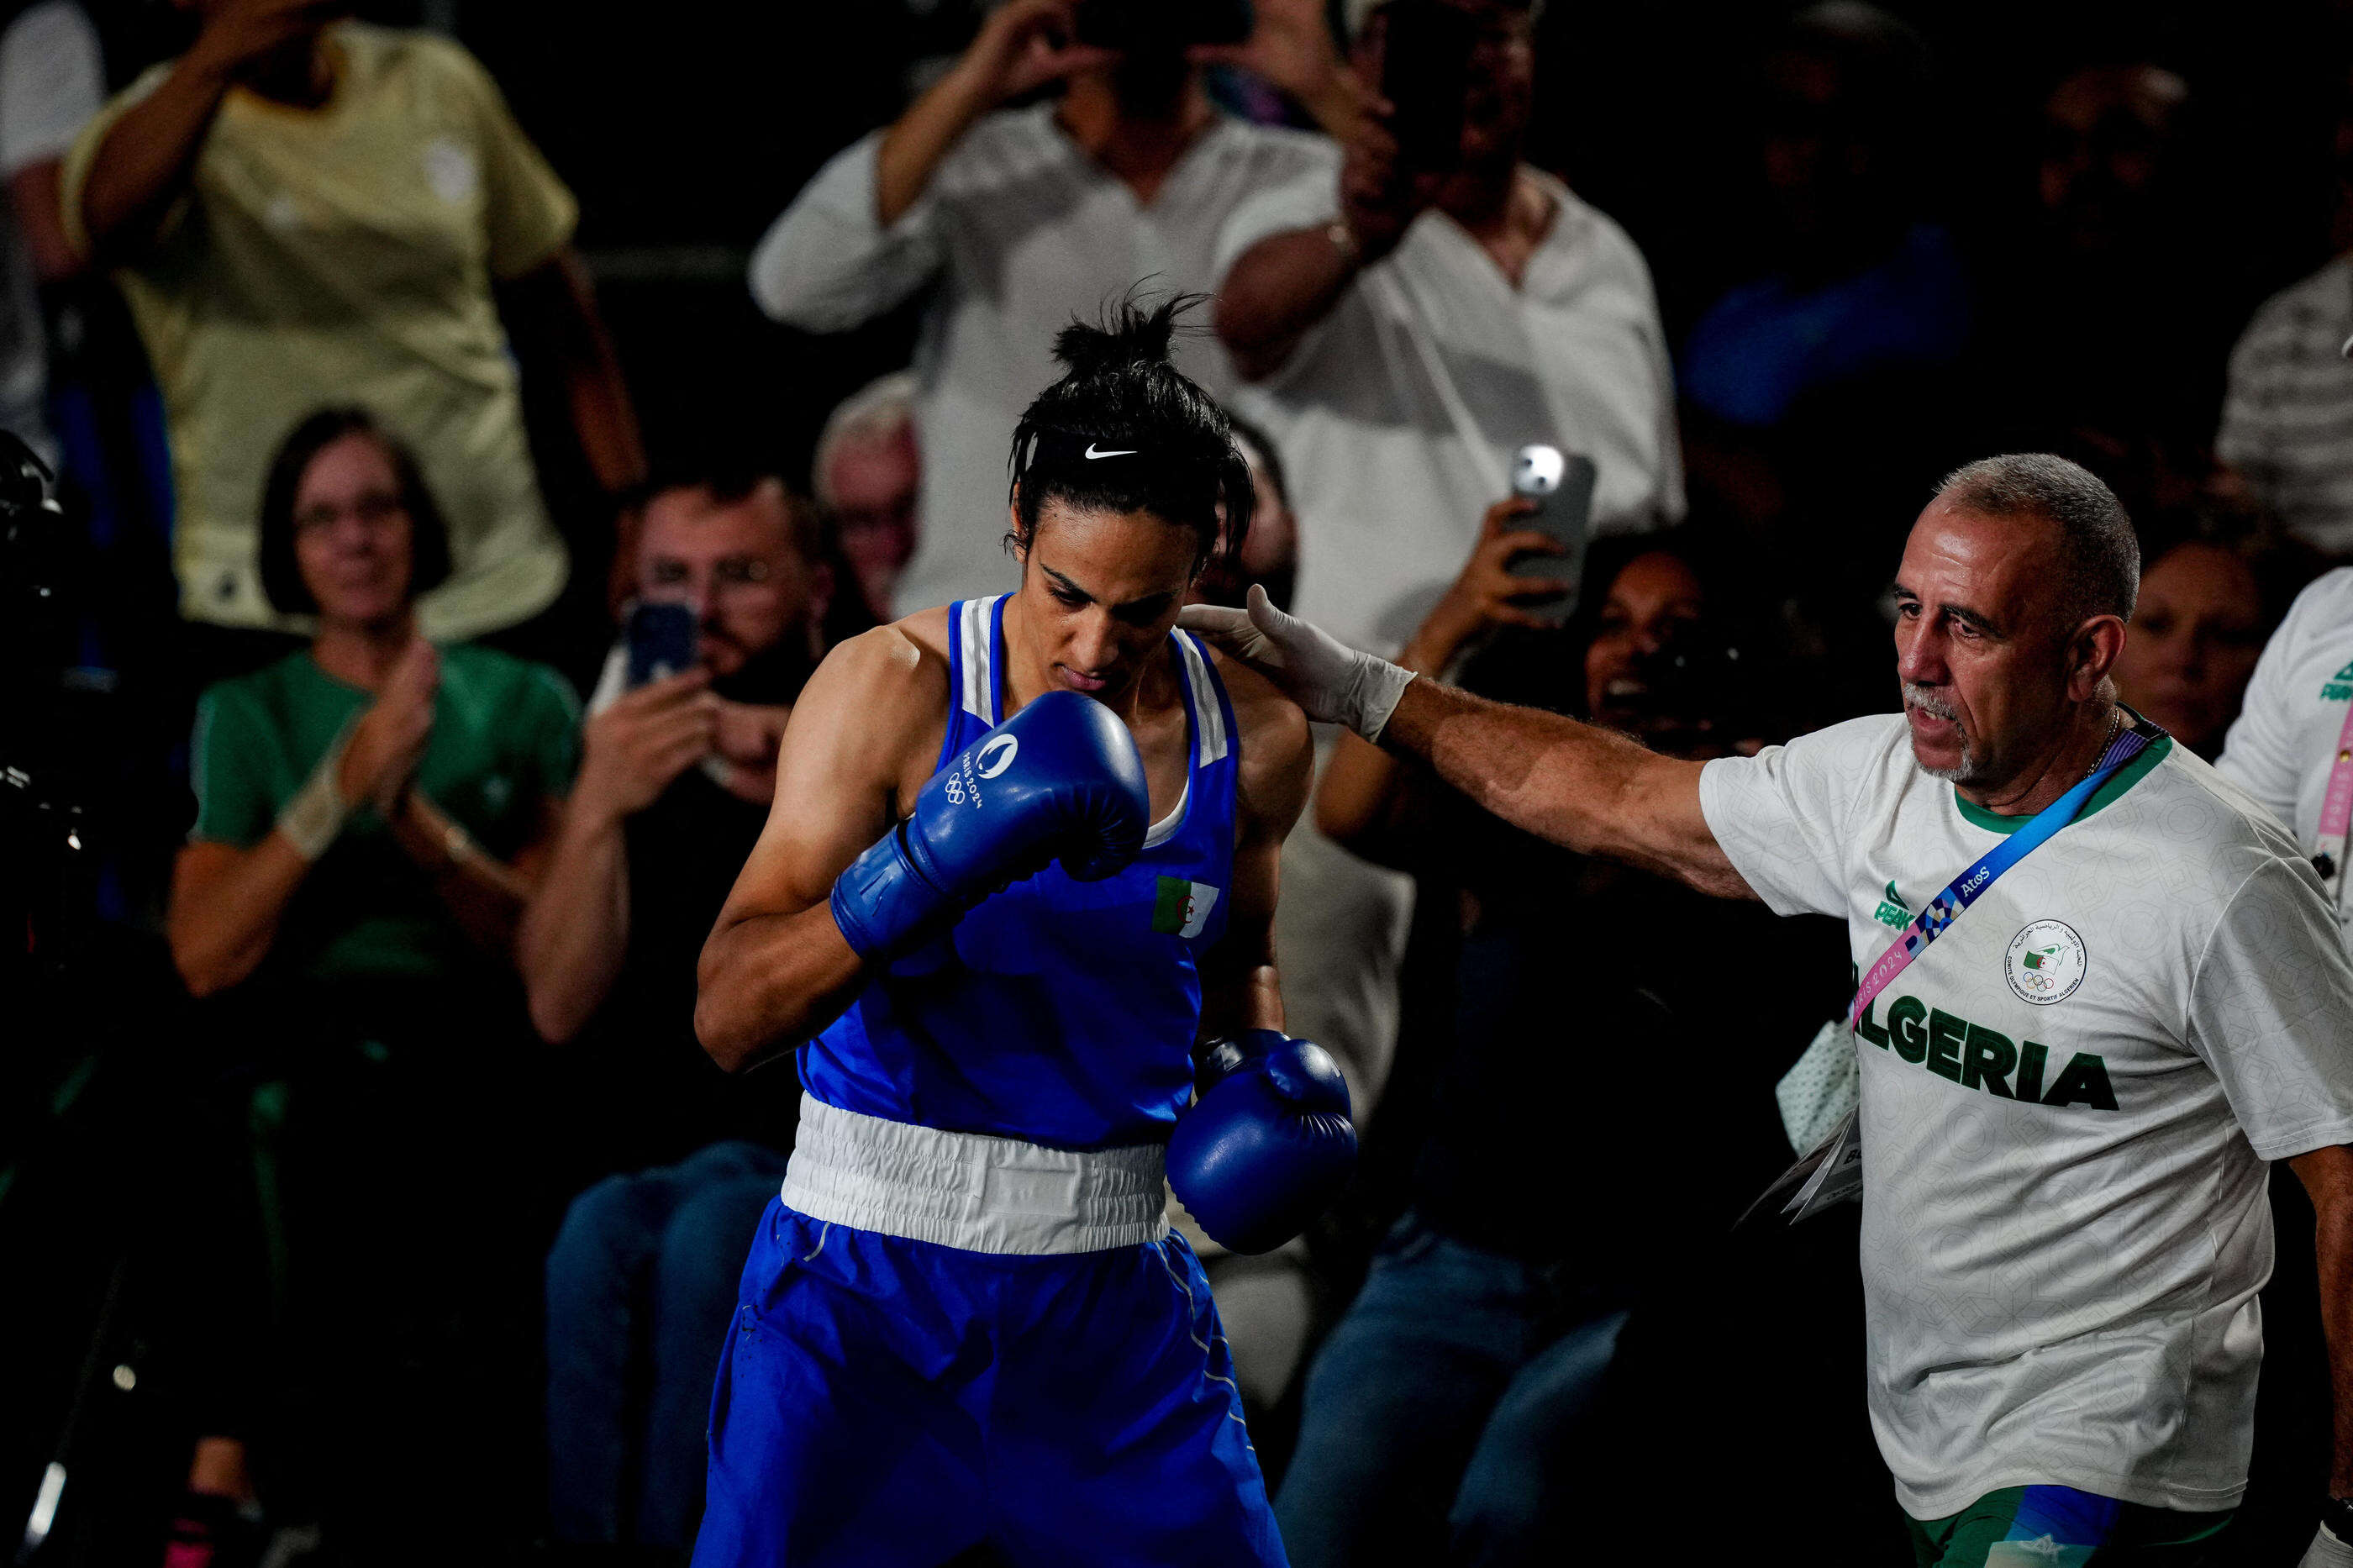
1850, 717, 2160, 1029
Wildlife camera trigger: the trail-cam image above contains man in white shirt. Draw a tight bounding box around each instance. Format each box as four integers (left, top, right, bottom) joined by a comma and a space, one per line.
1212, 0, 1682, 655
2218, 566, 2353, 950
749, 0, 1355, 616
1185, 452, 2353, 1567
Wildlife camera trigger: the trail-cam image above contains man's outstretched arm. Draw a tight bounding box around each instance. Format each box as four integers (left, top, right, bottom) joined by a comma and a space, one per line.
1380, 676, 1751, 899
1179, 587, 1755, 901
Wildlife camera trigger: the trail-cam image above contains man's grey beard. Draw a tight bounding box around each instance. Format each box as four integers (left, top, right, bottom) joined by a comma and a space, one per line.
1903, 682, 1983, 783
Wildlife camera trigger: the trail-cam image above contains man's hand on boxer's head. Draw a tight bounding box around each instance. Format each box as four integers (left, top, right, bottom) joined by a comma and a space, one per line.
1178, 585, 1415, 741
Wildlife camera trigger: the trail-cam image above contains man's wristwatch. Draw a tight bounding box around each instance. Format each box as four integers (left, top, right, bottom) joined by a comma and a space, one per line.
2324, 1495, 2353, 1541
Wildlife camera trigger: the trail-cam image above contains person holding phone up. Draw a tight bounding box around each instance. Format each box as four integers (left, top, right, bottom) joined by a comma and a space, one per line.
748, 0, 1364, 617
517, 470, 851, 1556
1212, 0, 1683, 658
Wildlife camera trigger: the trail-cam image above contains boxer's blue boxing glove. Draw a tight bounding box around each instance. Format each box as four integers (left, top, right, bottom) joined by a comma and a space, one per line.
830, 690, 1150, 960
1168, 1029, 1357, 1255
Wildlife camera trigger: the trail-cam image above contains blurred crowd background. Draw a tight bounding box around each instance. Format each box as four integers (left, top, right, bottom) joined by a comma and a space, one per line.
6, 0, 2353, 1565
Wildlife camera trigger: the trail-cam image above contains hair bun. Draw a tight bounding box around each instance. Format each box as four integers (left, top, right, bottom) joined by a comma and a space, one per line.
1051, 294, 1197, 379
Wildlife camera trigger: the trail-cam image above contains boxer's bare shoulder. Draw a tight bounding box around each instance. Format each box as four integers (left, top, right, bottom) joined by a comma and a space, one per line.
1208, 642, 1312, 845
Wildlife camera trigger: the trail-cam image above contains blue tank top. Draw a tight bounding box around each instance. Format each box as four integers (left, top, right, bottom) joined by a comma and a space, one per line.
800, 595, 1242, 1150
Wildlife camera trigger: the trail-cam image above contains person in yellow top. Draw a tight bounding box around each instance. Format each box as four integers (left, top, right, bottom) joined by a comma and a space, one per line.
63, 0, 644, 667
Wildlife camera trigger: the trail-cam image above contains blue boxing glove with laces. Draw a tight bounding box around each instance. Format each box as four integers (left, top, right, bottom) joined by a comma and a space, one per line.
1169, 1029, 1358, 1255
830, 690, 1150, 960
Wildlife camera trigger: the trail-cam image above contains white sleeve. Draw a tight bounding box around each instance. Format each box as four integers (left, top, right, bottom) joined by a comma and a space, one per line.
1210, 156, 1340, 283
2215, 573, 2324, 834
0, 1, 102, 176
1696, 718, 1882, 919
2186, 855, 2353, 1160
747, 130, 945, 332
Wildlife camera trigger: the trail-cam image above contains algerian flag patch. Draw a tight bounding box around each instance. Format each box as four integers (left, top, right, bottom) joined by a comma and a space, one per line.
1151, 876, 1220, 939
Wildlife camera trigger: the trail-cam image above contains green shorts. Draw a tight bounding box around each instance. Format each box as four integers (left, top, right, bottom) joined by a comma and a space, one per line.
1908, 1486, 2234, 1567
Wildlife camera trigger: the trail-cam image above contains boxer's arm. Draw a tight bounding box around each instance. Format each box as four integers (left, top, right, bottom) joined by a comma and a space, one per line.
696, 624, 945, 1072
1197, 657, 1314, 1041
1378, 676, 1753, 900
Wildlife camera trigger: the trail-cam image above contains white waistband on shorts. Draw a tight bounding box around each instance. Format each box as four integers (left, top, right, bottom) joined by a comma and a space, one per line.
779, 1095, 1171, 1255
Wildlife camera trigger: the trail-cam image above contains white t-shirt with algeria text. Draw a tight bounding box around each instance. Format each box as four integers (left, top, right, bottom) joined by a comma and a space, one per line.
1701, 713, 2353, 1518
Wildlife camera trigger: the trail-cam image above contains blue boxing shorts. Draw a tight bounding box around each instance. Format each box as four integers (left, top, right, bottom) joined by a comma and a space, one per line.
691, 1099, 1286, 1568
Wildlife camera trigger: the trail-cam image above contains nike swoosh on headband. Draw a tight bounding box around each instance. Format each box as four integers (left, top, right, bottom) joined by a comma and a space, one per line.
1084, 443, 1138, 459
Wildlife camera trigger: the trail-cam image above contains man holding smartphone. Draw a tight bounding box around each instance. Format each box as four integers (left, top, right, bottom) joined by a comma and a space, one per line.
519, 471, 839, 1555
1212, 0, 1683, 657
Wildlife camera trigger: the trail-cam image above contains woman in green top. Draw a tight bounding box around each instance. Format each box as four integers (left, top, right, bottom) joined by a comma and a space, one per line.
160, 407, 580, 1554
170, 406, 577, 993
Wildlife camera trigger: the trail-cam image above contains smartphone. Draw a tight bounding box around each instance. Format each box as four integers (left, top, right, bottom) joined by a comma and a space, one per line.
1382, 0, 1475, 171
1506, 444, 1596, 628
1075, 0, 1252, 50
626, 602, 698, 687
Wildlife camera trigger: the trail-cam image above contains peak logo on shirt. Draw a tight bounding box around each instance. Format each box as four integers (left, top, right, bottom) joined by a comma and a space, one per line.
1871, 881, 1909, 929
2324, 660, 2353, 702
1855, 992, 2117, 1111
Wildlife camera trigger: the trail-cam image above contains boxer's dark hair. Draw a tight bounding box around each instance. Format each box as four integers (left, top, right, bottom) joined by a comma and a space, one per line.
1936, 452, 2140, 625
1007, 293, 1253, 576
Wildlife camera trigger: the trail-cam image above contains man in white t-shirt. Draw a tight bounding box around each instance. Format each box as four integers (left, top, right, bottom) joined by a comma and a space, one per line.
1184, 452, 2353, 1567
1212, 0, 1682, 655
750, 0, 1357, 617
2219, 567, 2353, 950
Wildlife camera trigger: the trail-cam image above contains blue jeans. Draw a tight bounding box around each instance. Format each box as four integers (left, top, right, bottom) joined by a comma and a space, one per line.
545, 1139, 790, 1547
1275, 1215, 1630, 1568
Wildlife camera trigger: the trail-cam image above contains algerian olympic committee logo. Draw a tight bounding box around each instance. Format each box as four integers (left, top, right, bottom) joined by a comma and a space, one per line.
2005, 919, 2087, 1006
976, 734, 1019, 779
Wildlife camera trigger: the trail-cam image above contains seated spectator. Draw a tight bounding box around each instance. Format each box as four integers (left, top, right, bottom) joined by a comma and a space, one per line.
2111, 508, 2321, 758
1214, 0, 1684, 656
63, 0, 643, 681
161, 407, 577, 1562
1970, 60, 2237, 521
519, 470, 842, 1554
812, 371, 919, 624
1678, 4, 1969, 560
750, 0, 1357, 613
1274, 514, 1841, 1565
2216, 65, 2353, 558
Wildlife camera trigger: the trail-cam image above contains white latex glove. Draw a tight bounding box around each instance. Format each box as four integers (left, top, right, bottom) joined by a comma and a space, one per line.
2303, 1521, 2353, 1568
1177, 585, 1417, 741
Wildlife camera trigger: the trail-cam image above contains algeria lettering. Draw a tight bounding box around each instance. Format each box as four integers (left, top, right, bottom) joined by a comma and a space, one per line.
1854, 993, 2116, 1110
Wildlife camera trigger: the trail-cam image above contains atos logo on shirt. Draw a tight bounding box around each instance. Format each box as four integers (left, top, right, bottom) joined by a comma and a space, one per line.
1855, 992, 2117, 1111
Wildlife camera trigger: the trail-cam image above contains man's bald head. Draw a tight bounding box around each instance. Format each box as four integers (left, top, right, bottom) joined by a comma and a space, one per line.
1934, 453, 2139, 632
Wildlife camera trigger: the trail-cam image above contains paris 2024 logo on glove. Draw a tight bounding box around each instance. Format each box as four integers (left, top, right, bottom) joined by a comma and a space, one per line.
945, 734, 1020, 807
2005, 920, 2087, 1005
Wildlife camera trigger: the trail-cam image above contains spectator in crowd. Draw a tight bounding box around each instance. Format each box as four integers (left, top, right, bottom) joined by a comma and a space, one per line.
63, 0, 644, 679
161, 408, 578, 1562
811, 370, 919, 624
2219, 563, 2353, 949
519, 470, 840, 1554
1167, 409, 1324, 1428
1275, 514, 1839, 1564
750, 0, 1360, 613
2111, 508, 2321, 758
1971, 60, 2234, 520
1678, 4, 1969, 568
2216, 65, 2353, 560
1193, 412, 1297, 612
1213, 0, 1684, 659
0, 0, 103, 464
